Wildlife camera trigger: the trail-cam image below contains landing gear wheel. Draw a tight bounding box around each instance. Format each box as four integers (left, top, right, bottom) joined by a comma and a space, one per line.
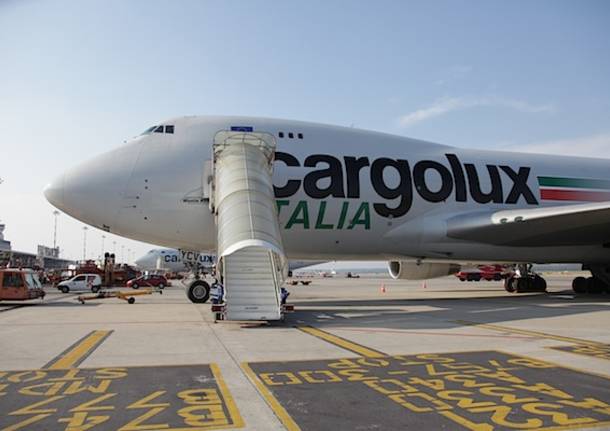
127, 297, 135, 304
187, 280, 210, 303
586, 277, 605, 294
572, 276, 587, 294
514, 278, 527, 293
533, 275, 547, 292
61, 286, 69, 293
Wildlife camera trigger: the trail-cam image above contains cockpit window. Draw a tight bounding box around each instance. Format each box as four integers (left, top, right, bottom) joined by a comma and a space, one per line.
140, 125, 175, 136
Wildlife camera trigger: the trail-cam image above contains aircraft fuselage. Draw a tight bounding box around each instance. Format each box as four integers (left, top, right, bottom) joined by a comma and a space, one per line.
44, 116, 610, 265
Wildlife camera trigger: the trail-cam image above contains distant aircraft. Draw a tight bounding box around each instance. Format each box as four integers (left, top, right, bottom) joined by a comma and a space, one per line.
45, 116, 610, 319
135, 248, 215, 272
135, 248, 321, 275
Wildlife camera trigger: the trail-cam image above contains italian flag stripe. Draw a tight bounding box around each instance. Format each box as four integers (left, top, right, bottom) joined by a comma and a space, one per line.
540, 189, 610, 202
538, 176, 610, 189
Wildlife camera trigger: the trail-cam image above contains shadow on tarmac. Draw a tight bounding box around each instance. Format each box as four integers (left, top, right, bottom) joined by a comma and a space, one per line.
285, 290, 610, 330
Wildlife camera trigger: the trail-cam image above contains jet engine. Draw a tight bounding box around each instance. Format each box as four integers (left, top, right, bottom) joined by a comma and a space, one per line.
388, 261, 460, 280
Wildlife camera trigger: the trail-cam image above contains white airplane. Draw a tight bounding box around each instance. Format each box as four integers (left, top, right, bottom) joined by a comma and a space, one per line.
44, 116, 610, 317
135, 247, 321, 275
135, 248, 215, 272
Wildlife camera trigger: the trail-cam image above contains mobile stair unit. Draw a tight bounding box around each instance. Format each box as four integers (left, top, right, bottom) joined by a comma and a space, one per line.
210, 131, 287, 321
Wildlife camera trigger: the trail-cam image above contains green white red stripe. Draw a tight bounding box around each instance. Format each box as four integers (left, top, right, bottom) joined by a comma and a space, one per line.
538, 176, 610, 202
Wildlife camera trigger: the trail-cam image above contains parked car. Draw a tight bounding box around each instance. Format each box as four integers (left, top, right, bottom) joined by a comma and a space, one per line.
57, 274, 102, 293
127, 274, 168, 289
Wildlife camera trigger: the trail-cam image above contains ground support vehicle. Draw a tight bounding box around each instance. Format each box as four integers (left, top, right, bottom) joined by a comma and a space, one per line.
0, 269, 45, 301
77, 288, 162, 304
57, 274, 102, 293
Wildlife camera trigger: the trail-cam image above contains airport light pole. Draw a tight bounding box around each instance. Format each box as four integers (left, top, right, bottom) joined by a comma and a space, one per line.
101, 235, 106, 257
52, 210, 60, 250
82, 226, 88, 261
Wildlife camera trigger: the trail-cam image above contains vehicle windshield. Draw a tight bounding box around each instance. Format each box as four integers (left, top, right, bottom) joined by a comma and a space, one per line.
25, 273, 42, 289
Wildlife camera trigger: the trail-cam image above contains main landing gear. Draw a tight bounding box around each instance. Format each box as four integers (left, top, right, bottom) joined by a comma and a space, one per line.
503, 264, 547, 293
572, 265, 610, 294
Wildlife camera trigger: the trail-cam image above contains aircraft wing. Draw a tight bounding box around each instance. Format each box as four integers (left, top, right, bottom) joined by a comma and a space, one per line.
446, 201, 610, 246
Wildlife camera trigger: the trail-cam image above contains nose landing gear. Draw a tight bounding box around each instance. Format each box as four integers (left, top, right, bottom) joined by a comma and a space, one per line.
503, 264, 547, 293
187, 279, 211, 303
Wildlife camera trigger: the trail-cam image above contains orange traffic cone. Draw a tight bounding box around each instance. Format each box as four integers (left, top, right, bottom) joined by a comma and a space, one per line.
380, 283, 386, 293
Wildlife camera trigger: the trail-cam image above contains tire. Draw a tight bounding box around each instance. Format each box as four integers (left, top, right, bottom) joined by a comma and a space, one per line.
132, 283, 139, 289
586, 277, 605, 294
187, 280, 210, 303
534, 275, 547, 292
504, 277, 515, 293
91, 286, 100, 293
572, 276, 587, 294
60, 286, 69, 293
128, 297, 135, 304
158, 283, 165, 289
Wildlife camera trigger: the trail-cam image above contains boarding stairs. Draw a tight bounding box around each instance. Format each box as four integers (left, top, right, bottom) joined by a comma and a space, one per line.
210, 131, 287, 321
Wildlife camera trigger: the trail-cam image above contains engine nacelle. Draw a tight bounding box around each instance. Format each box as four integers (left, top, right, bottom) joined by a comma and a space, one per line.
388, 261, 460, 280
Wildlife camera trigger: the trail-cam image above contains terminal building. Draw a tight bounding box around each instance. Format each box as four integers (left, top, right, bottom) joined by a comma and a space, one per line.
0, 223, 74, 269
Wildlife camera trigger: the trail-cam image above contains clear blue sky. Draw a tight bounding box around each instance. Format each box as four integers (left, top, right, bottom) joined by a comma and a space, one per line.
1, 0, 609, 262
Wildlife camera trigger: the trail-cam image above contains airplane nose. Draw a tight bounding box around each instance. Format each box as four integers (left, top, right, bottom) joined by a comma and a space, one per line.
44, 142, 142, 231
44, 173, 66, 211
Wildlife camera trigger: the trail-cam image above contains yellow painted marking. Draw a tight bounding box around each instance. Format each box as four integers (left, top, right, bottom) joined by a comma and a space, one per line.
455, 320, 605, 347
9, 395, 64, 415
298, 326, 386, 358
548, 344, 610, 361
210, 363, 244, 428
440, 411, 493, 431
496, 350, 610, 380
47, 330, 112, 370
127, 390, 170, 409
2, 414, 51, 431
118, 406, 169, 431
241, 362, 300, 431
70, 393, 116, 412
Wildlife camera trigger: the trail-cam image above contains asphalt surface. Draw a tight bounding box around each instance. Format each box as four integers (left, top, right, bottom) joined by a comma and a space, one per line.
1, 274, 609, 430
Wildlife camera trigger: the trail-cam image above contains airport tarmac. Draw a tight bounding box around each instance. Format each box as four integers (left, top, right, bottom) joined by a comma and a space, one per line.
1, 274, 610, 431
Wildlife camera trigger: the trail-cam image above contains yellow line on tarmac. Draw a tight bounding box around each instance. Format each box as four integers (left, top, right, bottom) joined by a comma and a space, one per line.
297, 326, 386, 358
241, 362, 301, 431
455, 320, 605, 347
46, 330, 112, 370
210, 363, 244, 429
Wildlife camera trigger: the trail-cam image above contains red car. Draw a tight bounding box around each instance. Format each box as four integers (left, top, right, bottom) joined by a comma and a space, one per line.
127, 274, 168, 289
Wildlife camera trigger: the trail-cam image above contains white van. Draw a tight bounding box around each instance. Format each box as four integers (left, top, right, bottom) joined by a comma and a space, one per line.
57, 274, 102, 293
